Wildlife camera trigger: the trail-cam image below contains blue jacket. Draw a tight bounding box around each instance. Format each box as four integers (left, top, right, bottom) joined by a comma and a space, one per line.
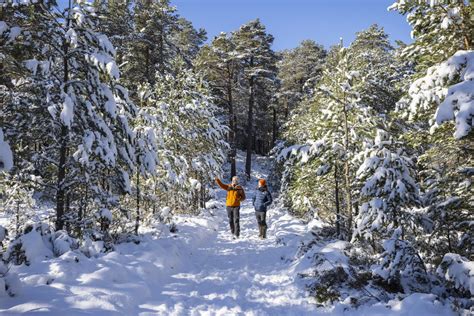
252, 187, 273, 212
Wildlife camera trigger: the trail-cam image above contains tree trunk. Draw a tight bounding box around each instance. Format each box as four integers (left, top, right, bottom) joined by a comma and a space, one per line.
145, 47, 151, 83
16, 200, 20, 236
65, 191, 71, 233
199, 174, 205, 209
56, 133, 67, 231
344, 160, 352, 236
56, 1, 71, 231
342, 92, 352, 238
463, 35, 470, 51
460, 8, 472, 50
446, 223, 453, 253
77, 183, 86, 238
272, 107, 277, 146
245, 59, 255, 180
157, 20, 165, 75
227, 66, 236, 178
135, 168, 140, 235
334, 163, 341, 238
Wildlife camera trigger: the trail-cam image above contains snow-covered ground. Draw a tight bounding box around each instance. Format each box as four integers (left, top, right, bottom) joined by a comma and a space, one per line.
0, 154, 458, 315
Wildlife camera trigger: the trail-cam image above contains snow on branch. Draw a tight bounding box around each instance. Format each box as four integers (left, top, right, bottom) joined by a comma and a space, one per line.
434, 51, 474, 138
276, 140, 326, 164
0, 129, 13, 171
437, 253, 474, 296
400, 50, 474, 139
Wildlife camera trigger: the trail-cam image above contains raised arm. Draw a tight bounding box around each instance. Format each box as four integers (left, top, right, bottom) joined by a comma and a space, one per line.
215, 178, 229, 191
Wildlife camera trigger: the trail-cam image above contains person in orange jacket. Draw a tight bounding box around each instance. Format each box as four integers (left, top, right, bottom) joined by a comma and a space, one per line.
215, 176, 246, 238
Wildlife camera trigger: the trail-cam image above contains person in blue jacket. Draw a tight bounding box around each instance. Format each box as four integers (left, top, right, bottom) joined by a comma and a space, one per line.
252, 179, 273, 239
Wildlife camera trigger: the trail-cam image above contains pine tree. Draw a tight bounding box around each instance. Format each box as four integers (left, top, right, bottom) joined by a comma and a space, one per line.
1, 1, 137, 233
277, 45, 367, 234
196, 33, 240, 177
173, 18, 207, 63
278, 26, 403, 238
132, 59, 228, 220
232, 19, 278, 179
94, 0, 134, 67
277, 40, 326, 117
348, 24, 402, 114
389, 0, 473, 71
394, 46, 473, 265
379, 2, 473, 297
130, 0, 180, 82
352, 129, 420, 242
291, 44, 378, 236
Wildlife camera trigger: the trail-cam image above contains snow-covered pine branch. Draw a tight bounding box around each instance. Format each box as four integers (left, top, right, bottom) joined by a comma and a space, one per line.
397, 50, 474, 139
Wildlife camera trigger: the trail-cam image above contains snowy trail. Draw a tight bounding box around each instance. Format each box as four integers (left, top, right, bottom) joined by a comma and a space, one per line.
134, 156, 319, 315
0, 155, 457, 315
138, 198, 316, 315
0, 156, 321, 315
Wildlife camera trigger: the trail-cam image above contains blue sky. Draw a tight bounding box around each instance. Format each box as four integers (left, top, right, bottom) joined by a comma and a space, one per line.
172, 0, 413, 51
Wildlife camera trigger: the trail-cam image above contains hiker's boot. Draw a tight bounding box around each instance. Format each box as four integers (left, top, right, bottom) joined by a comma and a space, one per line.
258, 225, 263, 239
262, 226, 267, 239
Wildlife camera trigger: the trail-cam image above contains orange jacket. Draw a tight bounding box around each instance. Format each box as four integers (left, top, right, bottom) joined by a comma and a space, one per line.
215, 178, 246, 207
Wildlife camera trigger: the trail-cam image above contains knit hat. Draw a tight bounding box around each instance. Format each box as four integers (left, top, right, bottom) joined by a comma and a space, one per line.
258, 179, 267, 187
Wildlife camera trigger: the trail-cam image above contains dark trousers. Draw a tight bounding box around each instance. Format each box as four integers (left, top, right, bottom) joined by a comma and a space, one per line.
226, 206, 240, 236
255, 211, 266, 228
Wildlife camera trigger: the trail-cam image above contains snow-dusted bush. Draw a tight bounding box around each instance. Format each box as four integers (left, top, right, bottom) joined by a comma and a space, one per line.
0, 173, 36, 237
373, 228, 430, 294
437, 253, 474, 296
95, 208, 113, 234
0, 263, 21, 297
80, 236, 108, 258
52, 230, 79, 257
5, 224, 53, 265
0, 224, 13, 297
298, 238, 393, 307
4, 223, 80, 265
150, 207, 178, 234
157, 207, 172, 224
